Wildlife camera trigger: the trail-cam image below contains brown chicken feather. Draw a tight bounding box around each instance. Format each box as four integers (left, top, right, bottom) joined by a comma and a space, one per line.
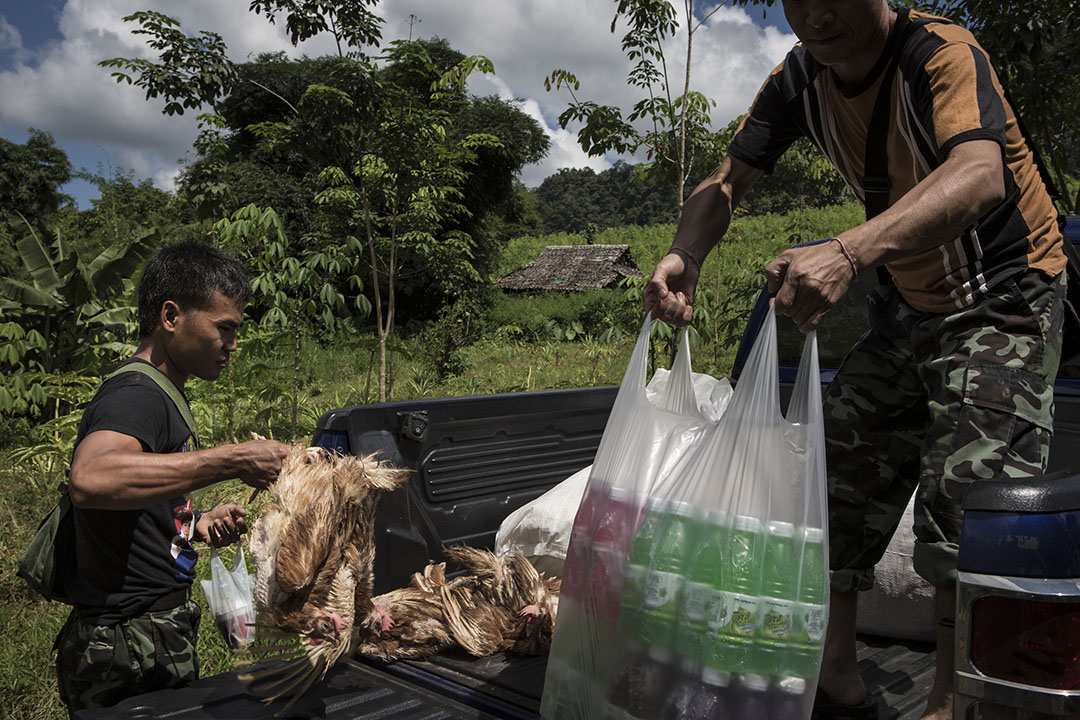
353, 564, 457, 662
242, 445, 408, 713
350, 549, 561, 663
243, 445, 559, 712
440, 546, 561, 657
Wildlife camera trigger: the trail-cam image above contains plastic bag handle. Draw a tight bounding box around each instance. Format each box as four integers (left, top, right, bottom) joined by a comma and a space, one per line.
617, 314, 652, 398
657, 329, 698, 415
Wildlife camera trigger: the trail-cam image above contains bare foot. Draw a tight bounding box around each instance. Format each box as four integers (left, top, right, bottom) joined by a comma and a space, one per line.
818, 589, 868, 706
920, 689, 953, 720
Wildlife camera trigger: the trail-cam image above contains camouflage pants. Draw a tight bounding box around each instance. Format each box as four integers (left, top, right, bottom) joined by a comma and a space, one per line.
826, 270, 1065, 590
54, 600, 201, 716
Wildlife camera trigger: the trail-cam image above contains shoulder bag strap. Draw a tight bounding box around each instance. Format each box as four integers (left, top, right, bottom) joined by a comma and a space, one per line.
106, 363, 200, 449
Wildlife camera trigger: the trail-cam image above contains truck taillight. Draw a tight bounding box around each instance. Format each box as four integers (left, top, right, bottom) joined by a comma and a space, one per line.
970, 595, 1080, 690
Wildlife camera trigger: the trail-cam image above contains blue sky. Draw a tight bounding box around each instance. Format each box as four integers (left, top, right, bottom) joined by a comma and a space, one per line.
0, 1, 794, 212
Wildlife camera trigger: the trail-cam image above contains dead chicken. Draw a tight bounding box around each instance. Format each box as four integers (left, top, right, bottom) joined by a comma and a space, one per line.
352, 561, 457, 662
242, 445, 408, 711
440, 546, 561, 657
353, 547, 561, 662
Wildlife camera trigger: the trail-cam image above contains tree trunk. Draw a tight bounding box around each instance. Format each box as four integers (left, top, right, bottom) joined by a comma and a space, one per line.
388, 346, 395, 401
676, 0, 694, 219
363, 346, 375, 405
378, 330, 388, 403
292, 323, 300, 441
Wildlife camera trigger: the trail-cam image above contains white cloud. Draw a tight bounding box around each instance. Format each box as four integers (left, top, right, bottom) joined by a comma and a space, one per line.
0, 1, 795, 204
479, 75, 612, 187
374, 2, 795, 185
0, 16, 22, 50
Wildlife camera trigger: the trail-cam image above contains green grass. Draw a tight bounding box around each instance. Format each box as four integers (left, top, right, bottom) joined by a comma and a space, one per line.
0, 201, 863, 718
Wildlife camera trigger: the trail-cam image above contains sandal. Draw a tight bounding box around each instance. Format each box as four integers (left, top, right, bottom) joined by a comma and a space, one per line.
811, 686, 879, 720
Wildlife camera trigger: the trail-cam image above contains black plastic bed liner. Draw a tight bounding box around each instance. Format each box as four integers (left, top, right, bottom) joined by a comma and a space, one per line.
73, 658, 502, 720
74, 634, 932, 719
365, 633, 935, 720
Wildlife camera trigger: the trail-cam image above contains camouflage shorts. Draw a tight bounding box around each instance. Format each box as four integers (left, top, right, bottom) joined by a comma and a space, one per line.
55, 599, 201, 716
825, 270, 1065, 590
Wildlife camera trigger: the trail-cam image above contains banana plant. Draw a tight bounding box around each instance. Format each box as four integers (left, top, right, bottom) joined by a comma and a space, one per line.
0, 220, 158, 415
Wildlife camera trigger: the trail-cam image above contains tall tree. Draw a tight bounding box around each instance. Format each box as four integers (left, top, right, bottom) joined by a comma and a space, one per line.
101, 3, 546, 400
0, 130, 73, 277
545, 0, 724, 218
304, 43, 502, 400
535, 161, 678, 234
59, 168, 173, 260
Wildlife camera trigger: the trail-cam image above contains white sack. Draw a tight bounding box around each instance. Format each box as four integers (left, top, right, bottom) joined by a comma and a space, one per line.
855, 495, 936, 643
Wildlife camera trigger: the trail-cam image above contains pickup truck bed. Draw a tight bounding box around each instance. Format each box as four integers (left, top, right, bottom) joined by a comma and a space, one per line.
378, 637, 936, 720
76, 637, 933, 719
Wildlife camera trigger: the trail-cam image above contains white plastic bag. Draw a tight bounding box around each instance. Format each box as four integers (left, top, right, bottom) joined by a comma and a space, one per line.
541, 308, 829, 720
200, 545, 256, 650
495, 465, 592, 568
542, 315, 710, 719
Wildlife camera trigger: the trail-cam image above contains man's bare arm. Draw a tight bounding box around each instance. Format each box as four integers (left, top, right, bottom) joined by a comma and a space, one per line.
645, 155, 764, 326
767, 139, 1006, 331
68, 430, 291, 510
841, 139, 1005, 270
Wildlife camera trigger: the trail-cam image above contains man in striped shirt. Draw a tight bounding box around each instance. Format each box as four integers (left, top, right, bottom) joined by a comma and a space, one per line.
645, 2, 1066, 719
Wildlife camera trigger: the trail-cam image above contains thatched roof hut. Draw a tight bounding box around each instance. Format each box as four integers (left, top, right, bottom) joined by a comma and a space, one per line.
496, 244, 644, 292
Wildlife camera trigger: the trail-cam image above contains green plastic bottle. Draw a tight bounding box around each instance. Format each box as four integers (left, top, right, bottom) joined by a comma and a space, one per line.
619, 496, 667, 639
793, 526, 828, 647
676, 508, 726, 665
760, 521, 797, 639
787, 525, 828, 680
722, 514, 764, 640
751, 520, 796, 678
702, 514, 762, 674
638, 501, 696, 648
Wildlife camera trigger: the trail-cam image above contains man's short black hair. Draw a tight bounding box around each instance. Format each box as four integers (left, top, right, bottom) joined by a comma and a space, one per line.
137, 241, 251, 338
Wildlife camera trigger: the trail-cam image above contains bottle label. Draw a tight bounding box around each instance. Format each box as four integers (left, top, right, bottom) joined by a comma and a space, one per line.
760, 597, 793, 640
642, 569, 681, 618
706, 589, 730, 634
683, 581, 711, 626
728, 593, 759, 637
795, 602, 826, 644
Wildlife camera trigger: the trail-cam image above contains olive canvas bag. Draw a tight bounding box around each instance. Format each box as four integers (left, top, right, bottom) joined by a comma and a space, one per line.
16, 362, 199, 603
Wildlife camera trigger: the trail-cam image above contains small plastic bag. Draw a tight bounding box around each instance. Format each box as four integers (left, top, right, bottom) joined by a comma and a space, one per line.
200, 545, 256, 650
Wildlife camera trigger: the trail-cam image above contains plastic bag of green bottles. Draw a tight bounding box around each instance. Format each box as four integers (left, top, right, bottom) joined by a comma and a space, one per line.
541, 307, 828, 720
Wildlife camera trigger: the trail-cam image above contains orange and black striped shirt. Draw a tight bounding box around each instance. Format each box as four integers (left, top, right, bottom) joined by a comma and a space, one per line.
729, 8, 1064, 312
